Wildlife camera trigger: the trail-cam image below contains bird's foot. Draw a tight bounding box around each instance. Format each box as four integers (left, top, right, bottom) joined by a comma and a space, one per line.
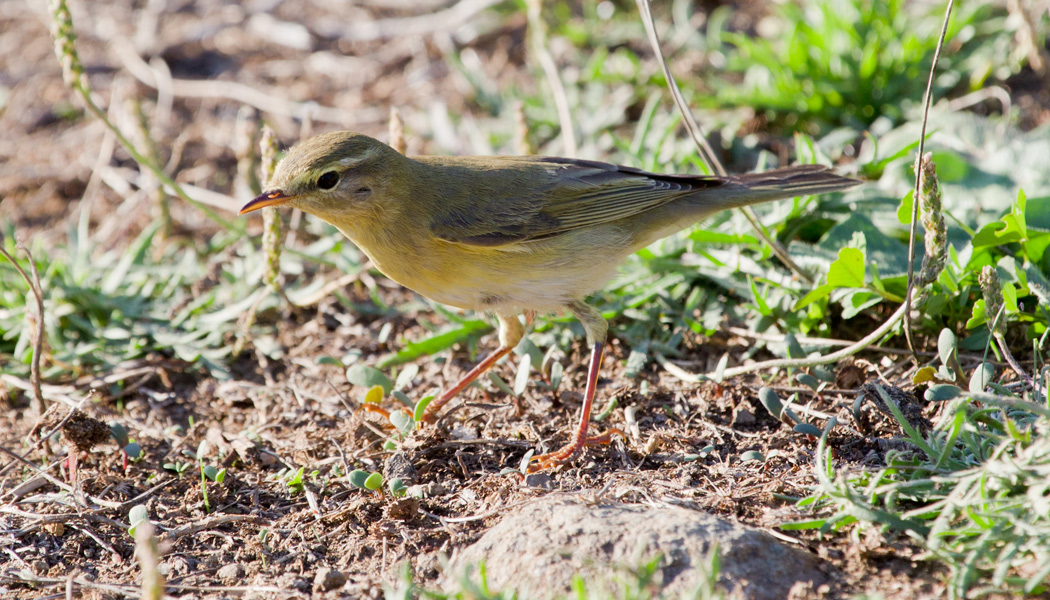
356, 394, 451, 430
356, 403, 391, 419
355, 403, 412, 423
526, 427, 625, 473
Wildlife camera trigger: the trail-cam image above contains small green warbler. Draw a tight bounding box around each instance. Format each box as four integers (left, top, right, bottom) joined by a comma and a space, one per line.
241, 131, 859, 471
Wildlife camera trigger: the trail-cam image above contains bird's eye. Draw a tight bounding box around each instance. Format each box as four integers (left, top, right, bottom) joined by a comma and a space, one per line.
316, 171, 340, 190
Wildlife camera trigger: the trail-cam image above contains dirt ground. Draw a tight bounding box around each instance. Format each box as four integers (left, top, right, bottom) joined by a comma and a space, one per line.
1, 1, 1048, 598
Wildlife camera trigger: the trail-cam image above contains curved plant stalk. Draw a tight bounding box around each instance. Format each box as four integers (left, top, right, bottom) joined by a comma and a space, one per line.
903, 0, 956, 358
980, 267, 1034, 389
526, 0, 577, 157
653, 0, 956, 382
0, 241, 46, 415
47, 0, 239, 232
635, 0, 816, 284
656, 301, 908, 381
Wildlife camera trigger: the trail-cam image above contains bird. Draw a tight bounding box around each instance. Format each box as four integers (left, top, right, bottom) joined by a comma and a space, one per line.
240, 131, 859, 472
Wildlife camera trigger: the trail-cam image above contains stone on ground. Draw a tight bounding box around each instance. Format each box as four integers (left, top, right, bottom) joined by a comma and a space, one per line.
443, 498, 827, 599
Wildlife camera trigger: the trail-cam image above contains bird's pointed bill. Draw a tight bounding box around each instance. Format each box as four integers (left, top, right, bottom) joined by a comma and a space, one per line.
240, 190, 295, 214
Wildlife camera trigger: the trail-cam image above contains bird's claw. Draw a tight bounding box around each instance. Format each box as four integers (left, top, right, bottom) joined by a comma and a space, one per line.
526, 427, 625, 473
355, 403, 414, 423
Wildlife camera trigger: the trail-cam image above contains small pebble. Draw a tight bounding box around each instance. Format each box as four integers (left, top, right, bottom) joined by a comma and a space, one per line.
525, 473, 554, 490
383, 452, 417, 484
217, 563, 245, 584
314, 566, 347, 592
732, 406, 755, 425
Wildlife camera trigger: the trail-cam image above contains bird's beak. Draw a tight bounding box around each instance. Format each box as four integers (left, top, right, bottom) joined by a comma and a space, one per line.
240, 189, 296, 214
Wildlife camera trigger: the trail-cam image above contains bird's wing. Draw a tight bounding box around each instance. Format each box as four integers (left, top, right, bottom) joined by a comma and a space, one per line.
428, 156, 724, 247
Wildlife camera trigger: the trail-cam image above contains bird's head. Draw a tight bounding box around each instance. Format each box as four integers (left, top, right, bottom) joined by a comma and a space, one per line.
240, 131, 404, 225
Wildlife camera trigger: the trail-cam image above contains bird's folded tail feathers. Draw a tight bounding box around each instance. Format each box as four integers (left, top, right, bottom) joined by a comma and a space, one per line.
726, 165, 860, 202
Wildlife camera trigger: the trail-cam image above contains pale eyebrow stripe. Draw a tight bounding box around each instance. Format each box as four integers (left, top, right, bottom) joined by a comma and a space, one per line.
337, 146, 379, 168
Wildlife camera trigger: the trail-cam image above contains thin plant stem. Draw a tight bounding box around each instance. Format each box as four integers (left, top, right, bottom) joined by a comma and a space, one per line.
47, 0, 239, 232
0, 241, 46, 415
660, 302, 909, 381
634, 0, 814, 284
526, 0, 577, 157
904, 0, 955, 359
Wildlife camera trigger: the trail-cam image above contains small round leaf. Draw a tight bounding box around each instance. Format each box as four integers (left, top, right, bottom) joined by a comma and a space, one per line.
811, 366, 835, 383
349, 469, 371, 489
389, 410, 413, 434
364, 472, 383, 491
925, 384, 962, 402
513, 354, 532, 396
110, 423, 130, 448
968, 363, 995, 393
128, 505, 149, 527
395, 364, 419, 391
123, 442, 142, 459
758, 387, 783, 419
795, 373, 819, 390
316, 356, 344, 368
346, 364, 393, 394
912, 366, 937, 385
793, 423, 823, 437
363, 384, 385, 405
937, 328, 957, 364
740, 451, 765, 463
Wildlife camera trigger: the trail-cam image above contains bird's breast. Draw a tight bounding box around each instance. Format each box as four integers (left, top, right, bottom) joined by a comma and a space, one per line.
344, 225, 633, 314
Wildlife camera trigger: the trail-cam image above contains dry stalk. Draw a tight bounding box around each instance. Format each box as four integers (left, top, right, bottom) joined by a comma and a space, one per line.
525, 0, 577, 157
903, 0, 956, 358
260, 125, 283, 293
634, 0, 814, 284
134, 521, 165, 600
389, 107, 407, 155
0, 239, 46, 416
47, 0, 238, 230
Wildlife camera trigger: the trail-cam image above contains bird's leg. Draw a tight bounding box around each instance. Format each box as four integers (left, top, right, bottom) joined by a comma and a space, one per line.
419, 313, 525, 423
527, 301, 624, 472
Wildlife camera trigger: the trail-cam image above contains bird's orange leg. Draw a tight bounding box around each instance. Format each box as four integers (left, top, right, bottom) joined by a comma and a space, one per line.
419, 313, 526, 423
357, 345, 513, 423
418, 344, 514, 423
527, 341, 624, 472
356, 403, 407, 420
358, 314, 523, 424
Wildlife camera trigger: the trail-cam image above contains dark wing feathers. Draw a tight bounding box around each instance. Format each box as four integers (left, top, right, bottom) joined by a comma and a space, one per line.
430, 156, 723, 246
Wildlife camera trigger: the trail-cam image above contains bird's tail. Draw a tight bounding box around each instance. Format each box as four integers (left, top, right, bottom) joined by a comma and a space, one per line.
626, 164, 859, 252
722, 164, 860, 205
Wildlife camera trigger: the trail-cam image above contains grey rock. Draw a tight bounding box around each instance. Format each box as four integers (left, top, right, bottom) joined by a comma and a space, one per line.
313, 566, 347, 592
443, 498, 827, 600
524, 473, 554, 490
732, 406, 756, 426
384, 452, 418, 485
216, 563, 245, 584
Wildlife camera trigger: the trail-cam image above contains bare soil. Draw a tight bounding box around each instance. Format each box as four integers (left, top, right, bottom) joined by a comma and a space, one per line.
1, 1, 1046, 599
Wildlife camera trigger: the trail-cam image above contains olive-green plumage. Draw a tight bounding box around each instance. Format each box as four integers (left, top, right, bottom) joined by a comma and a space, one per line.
241, 130, 859, 470
243, 131, 858, 324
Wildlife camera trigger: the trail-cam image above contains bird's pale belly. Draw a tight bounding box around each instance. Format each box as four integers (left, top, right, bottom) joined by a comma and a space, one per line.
362, 227, 634, 315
